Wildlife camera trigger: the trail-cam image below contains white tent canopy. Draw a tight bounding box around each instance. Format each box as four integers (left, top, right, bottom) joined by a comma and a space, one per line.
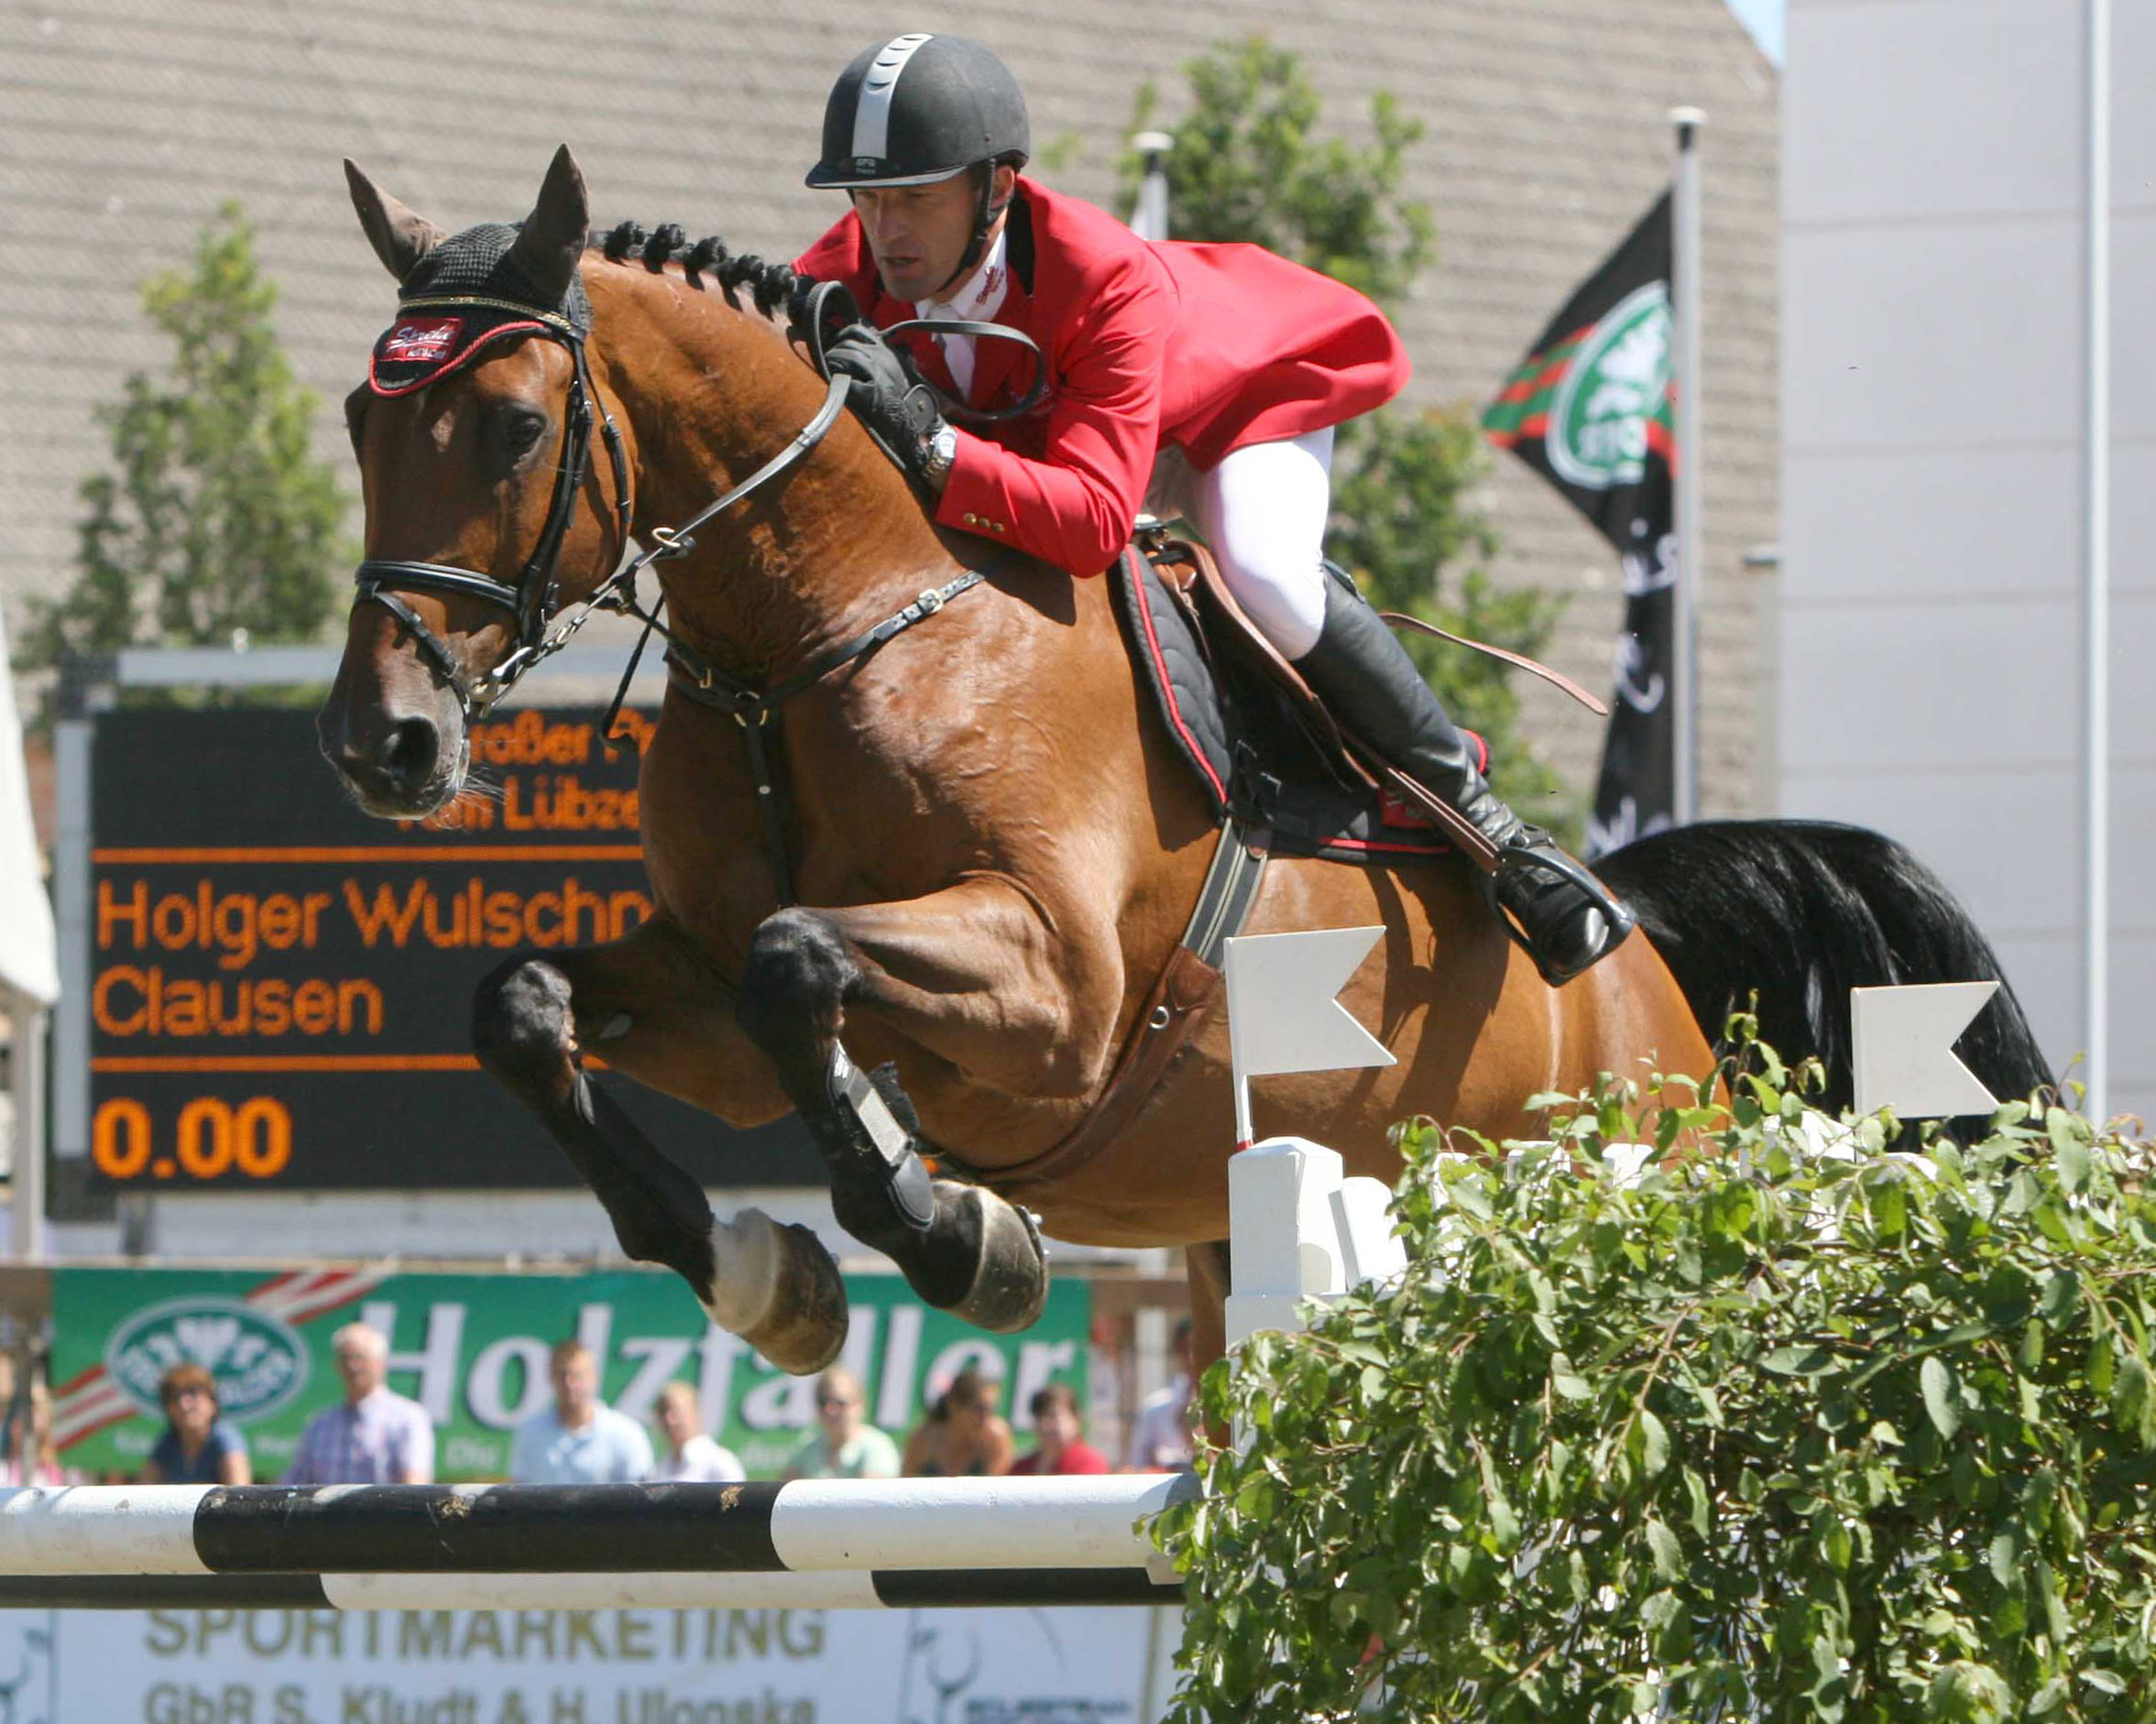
0, 606, 57, 1006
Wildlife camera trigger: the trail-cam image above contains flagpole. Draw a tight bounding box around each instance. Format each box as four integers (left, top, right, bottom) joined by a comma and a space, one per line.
1669, 108, 1706, 828
1131, 131, 1173, 243
2081, 0, 2110, 1120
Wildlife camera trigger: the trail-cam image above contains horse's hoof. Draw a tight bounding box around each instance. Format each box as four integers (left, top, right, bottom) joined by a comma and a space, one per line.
937, 1182, 1050, 1334
713, 1216, 849, 1376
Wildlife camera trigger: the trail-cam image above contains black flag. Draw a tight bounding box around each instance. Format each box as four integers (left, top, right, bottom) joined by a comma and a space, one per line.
1483, 193, 1676, 857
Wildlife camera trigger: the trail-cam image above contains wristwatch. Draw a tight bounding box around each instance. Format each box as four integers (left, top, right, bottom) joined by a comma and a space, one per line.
921, 424, 958, 483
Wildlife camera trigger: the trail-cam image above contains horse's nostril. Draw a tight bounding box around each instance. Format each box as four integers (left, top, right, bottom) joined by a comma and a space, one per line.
378, 715, 440, 788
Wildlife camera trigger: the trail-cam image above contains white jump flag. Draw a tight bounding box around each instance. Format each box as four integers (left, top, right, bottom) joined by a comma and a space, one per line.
1223, 927, 1395, 1149
1850, 981, 2001, 1119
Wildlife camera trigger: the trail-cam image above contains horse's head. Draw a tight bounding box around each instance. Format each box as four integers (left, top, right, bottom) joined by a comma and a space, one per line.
319, 147, 631, 817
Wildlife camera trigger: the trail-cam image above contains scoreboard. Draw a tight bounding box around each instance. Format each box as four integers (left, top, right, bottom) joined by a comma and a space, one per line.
56, 702, 819, 1206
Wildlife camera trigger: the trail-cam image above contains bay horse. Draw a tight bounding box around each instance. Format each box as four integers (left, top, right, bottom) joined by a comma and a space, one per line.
319, 150, 2052, 1375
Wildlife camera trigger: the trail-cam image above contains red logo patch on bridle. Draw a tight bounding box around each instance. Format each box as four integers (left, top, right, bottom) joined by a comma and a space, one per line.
368, 311, 549, 397
380, 315, 465, 365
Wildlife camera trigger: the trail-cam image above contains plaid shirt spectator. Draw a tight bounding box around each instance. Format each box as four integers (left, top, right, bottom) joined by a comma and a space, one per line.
285, 1386, 434, 1485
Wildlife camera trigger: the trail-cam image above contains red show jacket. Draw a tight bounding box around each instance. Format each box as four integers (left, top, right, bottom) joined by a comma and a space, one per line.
793, 177, 1411, 579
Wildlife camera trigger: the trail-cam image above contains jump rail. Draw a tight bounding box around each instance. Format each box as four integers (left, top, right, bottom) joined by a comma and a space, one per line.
0, 1474, 1192, 1609
0, 1139, 1384, 1612
1, 987, 1969, 1613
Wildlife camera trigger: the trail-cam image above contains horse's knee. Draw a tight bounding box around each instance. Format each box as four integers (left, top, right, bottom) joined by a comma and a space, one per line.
737, 908, 857, 1052
472, 955, 576, 1102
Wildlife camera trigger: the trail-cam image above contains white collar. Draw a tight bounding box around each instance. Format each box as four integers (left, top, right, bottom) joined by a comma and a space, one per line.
914, 225, 1011, 325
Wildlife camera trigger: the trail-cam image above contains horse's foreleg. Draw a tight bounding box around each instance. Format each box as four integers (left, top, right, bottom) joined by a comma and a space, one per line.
736, 880, 1117, 1335
471, 915, 848, 1373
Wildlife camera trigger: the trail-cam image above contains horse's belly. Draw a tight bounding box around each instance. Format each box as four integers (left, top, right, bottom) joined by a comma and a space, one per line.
1023, 857, 1713, 1249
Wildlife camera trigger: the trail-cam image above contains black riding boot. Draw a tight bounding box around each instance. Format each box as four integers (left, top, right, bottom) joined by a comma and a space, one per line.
1293, 578, 1636, 987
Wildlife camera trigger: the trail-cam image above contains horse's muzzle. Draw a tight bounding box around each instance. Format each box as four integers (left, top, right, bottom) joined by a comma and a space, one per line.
318, 697, 462, 818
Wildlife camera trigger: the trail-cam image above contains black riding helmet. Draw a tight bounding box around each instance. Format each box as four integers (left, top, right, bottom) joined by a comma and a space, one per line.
806, 34, 1031, 292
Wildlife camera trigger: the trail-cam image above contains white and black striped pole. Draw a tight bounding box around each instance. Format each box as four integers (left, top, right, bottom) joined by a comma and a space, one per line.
0, 1476, 1190, 1610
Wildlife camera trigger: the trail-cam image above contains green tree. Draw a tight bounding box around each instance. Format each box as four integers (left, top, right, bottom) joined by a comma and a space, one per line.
20, 202, 349, 674
1118, 37, 1575, 829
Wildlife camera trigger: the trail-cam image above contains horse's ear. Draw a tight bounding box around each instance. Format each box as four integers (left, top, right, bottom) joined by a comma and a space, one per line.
344, 159, 443, 283
507, 145, 589, 307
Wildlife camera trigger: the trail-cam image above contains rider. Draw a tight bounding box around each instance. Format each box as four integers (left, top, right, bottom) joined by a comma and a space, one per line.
793, 34, 1634, 986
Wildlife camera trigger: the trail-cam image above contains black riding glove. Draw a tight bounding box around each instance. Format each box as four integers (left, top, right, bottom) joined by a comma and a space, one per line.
824, 324, 950, 496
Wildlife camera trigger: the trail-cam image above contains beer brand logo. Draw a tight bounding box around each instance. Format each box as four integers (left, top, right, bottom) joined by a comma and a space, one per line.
1547, 283, 1671, 491
105, 1297, 311, 1423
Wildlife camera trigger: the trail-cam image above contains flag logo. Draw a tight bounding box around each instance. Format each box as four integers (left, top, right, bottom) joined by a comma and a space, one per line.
104, 1296, 311, 1422
1548, 282, 1672, 491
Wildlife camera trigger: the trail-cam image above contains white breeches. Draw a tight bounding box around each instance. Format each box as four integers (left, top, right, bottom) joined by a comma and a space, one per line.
1145, 427, 1335, 660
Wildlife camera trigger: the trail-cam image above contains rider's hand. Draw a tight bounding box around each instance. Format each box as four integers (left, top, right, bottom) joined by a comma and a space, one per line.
825, 324, 951, 498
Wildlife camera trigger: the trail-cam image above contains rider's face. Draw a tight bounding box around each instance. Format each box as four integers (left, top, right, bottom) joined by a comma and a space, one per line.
850, 167, 1012, 302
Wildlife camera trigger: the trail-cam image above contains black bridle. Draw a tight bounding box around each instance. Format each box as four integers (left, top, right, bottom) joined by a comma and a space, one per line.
351, 297, 637, 719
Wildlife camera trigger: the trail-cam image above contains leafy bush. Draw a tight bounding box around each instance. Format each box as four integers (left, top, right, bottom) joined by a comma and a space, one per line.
1159, 1049, 2156, 1722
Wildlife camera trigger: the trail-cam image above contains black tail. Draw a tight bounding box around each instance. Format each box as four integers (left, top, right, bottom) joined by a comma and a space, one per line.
1594, 820, 2054, 1128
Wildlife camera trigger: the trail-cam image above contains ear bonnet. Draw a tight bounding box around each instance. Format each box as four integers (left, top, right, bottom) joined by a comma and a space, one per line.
367, 222, 592, 396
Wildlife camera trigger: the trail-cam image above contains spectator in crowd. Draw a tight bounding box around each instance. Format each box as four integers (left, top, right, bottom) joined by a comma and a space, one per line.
284, 1322, 434, 1485
903, 1365, 1012, 1478
1123, 1317, 1197, 1472
649, 1381, 745, 1483
3, 1382, 65, 1486
509, 1340, 652, 1484
1009, 1382, 1110, 1477
138, 1362, 251, 1484
782, 1366, 900, 1480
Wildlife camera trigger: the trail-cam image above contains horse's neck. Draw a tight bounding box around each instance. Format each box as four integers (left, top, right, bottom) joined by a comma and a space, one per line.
589, 268, 956, 675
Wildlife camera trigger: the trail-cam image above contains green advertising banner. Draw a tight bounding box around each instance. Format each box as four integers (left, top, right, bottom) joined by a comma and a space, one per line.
50, 1263, 1089, 1480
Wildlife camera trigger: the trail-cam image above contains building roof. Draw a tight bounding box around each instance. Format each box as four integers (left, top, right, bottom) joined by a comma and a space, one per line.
0, 0, 1776, 810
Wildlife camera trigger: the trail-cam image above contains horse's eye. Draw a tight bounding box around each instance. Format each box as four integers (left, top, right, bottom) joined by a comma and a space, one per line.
501, 410, 546, 455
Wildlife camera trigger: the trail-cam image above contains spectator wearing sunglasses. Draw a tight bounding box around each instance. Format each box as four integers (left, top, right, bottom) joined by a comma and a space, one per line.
138, 1362, 251, 1485
782, 1366, 900, 1480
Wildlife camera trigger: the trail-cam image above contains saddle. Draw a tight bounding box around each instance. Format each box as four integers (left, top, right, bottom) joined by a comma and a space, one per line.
1115, 529, 1480, 867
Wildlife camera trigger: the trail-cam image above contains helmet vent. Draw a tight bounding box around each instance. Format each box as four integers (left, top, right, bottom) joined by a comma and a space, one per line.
852, 32, 936, 163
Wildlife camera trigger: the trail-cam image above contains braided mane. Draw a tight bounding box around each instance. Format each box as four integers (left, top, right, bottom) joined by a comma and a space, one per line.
589, 221, 804, 320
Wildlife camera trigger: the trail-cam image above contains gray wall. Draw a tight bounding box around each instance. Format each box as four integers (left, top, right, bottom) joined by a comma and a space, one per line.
0, 0, 1778, 821
1780, 0, 2151, 1121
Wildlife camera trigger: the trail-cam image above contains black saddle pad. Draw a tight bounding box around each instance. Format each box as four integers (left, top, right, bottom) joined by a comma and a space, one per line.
1111, 546, 1471, 866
